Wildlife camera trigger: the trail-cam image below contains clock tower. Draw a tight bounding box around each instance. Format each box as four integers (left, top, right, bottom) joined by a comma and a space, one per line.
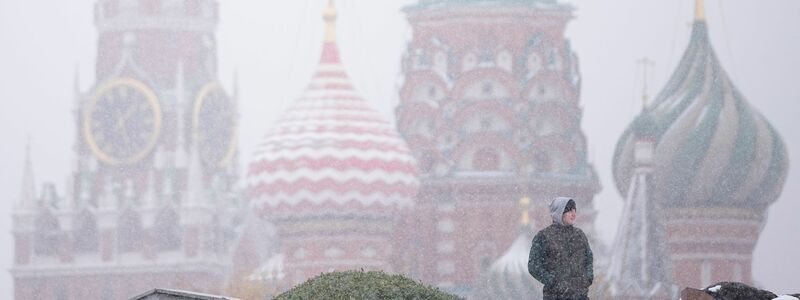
11, 1, 242, 299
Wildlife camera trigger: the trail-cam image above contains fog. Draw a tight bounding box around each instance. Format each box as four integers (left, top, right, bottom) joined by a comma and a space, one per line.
1, 0, 798, 297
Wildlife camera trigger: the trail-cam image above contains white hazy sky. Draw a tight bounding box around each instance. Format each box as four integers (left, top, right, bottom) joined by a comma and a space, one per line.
1, 0, 798, 297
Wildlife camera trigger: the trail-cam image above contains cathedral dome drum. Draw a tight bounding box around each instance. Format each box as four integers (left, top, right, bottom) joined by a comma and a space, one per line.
612, 20, 788, 210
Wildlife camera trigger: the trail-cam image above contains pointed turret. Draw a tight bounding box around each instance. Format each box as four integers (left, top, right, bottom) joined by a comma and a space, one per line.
18, 140, 37, 210
607, 128, 675, 298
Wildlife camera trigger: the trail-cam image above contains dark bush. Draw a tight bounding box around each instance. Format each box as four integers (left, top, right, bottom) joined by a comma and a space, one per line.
702, 282, 777, 300
273, 270, 464, 300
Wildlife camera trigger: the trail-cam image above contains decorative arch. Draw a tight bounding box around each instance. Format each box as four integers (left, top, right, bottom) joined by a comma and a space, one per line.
451, 101, 521, 134
523, 72, 569, 103
398, 70, 449, 103
452, 133, 520, 172
451, 68, 518, 102
525, 51, 544, 78
530, 102, 575, 136
461, 50, 479, 72
496, 48, 513, 72
396, 103, 437, 139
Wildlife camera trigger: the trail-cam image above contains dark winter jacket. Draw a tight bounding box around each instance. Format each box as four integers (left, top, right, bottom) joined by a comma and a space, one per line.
528, 197, 594, 300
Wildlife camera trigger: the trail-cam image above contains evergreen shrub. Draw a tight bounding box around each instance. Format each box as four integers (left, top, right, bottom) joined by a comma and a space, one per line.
273, 270, 464, 300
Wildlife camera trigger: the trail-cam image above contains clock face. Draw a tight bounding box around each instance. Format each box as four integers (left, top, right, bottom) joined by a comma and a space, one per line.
193, 82, 236, 168
83, 78, 162, 165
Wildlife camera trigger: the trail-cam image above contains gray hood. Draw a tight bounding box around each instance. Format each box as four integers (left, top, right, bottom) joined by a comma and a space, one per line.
549, 197, 573, 225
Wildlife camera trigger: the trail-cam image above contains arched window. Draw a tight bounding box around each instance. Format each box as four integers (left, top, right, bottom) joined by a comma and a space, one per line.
34, 212, 60, 256
117, 209, 143, 253
74, 210, 99, 253
153, 208, 181, 251
473, 148, 500, 171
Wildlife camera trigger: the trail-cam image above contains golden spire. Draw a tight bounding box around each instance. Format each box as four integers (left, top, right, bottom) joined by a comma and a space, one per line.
695, 0, 706, 21
323, 0, 337, 42
519, 196, 531, 225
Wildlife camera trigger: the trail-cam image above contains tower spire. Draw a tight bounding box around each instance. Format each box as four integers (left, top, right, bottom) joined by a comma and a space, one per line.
19, 137, 36, 210
695, 0, 706, 22
323, 0, 337, 42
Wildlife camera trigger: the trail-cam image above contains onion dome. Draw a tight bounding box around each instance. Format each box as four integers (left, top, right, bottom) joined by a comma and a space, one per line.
474, 197, 542, 299
613, 2, 788, 209
247, 2, 419, 220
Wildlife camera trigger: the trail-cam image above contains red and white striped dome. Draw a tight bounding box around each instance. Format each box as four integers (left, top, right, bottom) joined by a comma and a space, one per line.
247, 14, 418, 220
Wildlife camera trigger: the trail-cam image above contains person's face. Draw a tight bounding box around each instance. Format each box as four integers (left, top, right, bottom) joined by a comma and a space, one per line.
562, 209, 576, 226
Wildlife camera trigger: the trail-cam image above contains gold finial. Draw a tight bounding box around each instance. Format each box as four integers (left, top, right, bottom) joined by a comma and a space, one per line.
323, 0, 337, 42
695, 0, 706, 21
519, 196, 531, 225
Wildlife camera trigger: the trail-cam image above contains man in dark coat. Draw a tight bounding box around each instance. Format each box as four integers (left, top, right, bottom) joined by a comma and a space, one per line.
528, 197, 594, 300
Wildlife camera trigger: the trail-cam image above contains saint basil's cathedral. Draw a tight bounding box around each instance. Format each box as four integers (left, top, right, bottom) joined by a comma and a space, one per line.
10, 0, 788, 299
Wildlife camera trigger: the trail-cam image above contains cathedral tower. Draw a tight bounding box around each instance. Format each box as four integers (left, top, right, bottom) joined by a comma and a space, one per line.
11, 1, 241, 299
396, 0, 601, 295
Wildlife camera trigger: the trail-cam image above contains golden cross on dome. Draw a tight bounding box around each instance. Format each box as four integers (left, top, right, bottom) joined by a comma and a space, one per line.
323, 0, 337, 42
637, 57, 654, 110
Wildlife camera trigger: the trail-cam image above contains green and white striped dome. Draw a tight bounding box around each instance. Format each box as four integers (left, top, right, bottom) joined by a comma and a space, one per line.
613, 20, 788, 210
